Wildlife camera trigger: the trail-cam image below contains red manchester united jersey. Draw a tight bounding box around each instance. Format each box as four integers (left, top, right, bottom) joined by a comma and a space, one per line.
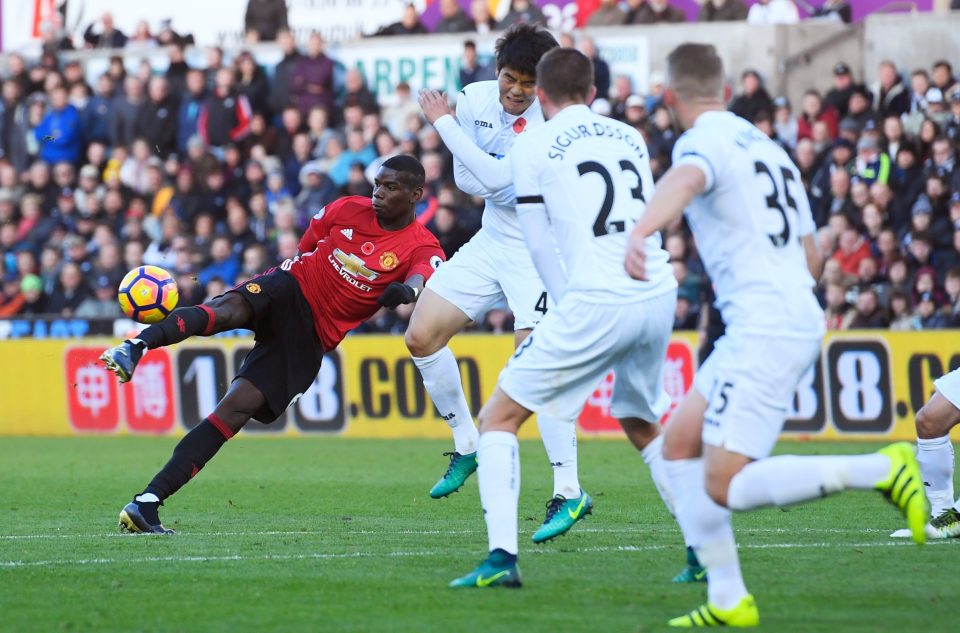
285, 196, 445, 350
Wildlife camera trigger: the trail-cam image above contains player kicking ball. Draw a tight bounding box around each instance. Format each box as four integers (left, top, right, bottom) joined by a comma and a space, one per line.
624, 44, 927, 627
100, 156, 445, 534
449, 48, 679, 588
407, 25, 596, 544
891, 367, 960, 539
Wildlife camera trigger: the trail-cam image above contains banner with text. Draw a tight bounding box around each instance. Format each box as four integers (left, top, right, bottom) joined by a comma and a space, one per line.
1, 331, 957, 440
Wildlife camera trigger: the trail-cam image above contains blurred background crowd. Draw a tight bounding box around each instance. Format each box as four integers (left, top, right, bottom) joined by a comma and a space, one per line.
0, 0, 959, 336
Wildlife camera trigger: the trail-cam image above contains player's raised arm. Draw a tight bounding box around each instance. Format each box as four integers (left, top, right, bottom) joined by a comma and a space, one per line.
420, 89, 515, 197
624, 165, 705, 280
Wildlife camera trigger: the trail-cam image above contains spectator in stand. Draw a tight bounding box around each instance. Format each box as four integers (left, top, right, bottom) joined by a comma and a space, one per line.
932, 60, 958, 96
812, 0, 852, 22
627, 0, 686, 23
944, 267, 960, 324
75, 274, 123, 318
435, 0, 475, 33
83, 12, 128, 49
235, 52, 271, 118
698, 0, 748, 21
747, 0, 799, 24
500, 0, 547, 27
914, 291, 951, 329
110, 77, 145, 149
374, 3, 429, 35
772, 96, 798, 150
588, 0, 628, 25
14, 274, 47, 315
729, 70, 774, 124
844, 84, 878, 133
872, 61, 910, 118
340, 69, 379, 116
165, 43, 190, 97
35, 85, 82, 165
198, 235, 240, 287
854, 134, 890, 186
825, 62, 856, 119
177, 70, 207, 155
578, 37, 610, 103
847, 285, 888, 328
245, 0, 289, 42
296, 162, 337, 223
127, 21, 157, 48
833, 225, 872, 277
945, 91, 960, 143
135, 77, 178, 159
925, 88, 952, 128
797, 89, 839, 142
290, 32, 336, 121
458, 41, 494, 90
46, 261, 90, 316
824, 281, 851, 329
198, 68, 253, 150
470, 0, 499, 33
270, 30, 301, 120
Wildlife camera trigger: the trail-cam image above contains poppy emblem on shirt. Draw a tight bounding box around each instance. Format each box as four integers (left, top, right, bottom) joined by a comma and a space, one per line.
379, 251, 399, 271
361, 242, 375, 255
246, 283, 262, 294
513, 117, 527, 134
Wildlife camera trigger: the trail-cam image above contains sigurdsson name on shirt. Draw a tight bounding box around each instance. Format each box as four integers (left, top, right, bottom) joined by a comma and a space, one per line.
547, 122, 646, 161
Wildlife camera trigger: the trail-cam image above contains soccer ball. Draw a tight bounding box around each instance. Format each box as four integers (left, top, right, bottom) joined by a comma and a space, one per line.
117, 266, 179, 324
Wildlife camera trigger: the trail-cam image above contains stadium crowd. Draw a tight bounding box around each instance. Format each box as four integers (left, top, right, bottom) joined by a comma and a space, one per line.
0, 9, 959, 334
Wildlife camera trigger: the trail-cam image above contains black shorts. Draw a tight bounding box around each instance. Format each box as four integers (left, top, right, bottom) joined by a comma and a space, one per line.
227, 269, 324, 423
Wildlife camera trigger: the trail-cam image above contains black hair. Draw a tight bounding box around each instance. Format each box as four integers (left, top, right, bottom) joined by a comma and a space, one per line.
494, 23, 558, 76
381, 154, 425, 189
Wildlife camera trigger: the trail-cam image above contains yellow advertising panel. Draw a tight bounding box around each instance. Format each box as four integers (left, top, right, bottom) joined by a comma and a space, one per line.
0, 332, 957, 440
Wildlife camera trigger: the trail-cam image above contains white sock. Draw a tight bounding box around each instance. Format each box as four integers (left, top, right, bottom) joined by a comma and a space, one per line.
727, 454, 891, 511
666, 457, 747, 609
917, 436, 955, 516
412, 347, 478, 454
640, 433, 676, 517
135, 493, 160, 504
536, 415, 580, 499
478, 431, 520, 555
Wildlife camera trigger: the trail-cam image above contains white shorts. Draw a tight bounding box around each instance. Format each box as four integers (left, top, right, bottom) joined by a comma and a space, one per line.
498, 289, 676, 422
695, 332, 821, 460
934, 367, 960, 410
425, 228, 549, 330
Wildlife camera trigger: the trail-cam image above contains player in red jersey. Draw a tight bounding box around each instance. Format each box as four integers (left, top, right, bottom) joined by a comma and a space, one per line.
100, 155, 445, 534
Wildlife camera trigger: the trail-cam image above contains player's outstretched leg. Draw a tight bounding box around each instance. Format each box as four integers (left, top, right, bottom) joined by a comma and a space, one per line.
119, 377, 263, 534
450, 388, 528, 588
531, 414, 592, 543
405, 289, 480, 498
102, 294, 251, 383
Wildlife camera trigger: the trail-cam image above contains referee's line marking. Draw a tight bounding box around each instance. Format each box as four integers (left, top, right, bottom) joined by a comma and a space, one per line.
0, 540, 951, 569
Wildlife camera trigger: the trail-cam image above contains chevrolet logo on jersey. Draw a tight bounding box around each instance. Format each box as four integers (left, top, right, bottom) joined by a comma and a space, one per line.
329, 248, 378, 293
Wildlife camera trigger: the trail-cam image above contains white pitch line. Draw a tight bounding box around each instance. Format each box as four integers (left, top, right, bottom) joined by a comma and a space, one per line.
1, 540, 953, 569
0, 526, 889, 541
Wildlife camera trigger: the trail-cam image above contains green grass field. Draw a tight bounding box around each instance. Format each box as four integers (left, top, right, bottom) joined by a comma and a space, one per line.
0, 437, 954, 633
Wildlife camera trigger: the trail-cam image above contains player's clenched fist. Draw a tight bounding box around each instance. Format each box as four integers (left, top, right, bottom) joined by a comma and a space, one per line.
378, 282, 418, 308
623, 230, 649, 281
418, 89, 452, 125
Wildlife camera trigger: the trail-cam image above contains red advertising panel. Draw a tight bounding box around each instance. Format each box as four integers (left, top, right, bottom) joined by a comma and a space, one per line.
65, 347, 120, 432
123, 349, 177, 433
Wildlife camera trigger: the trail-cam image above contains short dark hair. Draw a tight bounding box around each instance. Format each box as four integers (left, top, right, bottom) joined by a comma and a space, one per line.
536, 48, 593, 104
494, 23, 558, 76
666, 43, 725, 101
381, 154, 425, 189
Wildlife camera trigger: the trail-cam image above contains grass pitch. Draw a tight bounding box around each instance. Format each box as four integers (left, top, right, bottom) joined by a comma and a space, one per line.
0, 437, 954, 632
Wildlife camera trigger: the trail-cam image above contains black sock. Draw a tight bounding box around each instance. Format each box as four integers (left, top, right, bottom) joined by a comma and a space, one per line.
143, 417, 234, 501
136, 305, 212, 350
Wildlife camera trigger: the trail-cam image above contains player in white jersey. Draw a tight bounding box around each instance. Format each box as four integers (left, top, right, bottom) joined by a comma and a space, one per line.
890, 367, 960, 539
449, 48, 678, 588
406, 25, 591, 543
623, 43, 928, 627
